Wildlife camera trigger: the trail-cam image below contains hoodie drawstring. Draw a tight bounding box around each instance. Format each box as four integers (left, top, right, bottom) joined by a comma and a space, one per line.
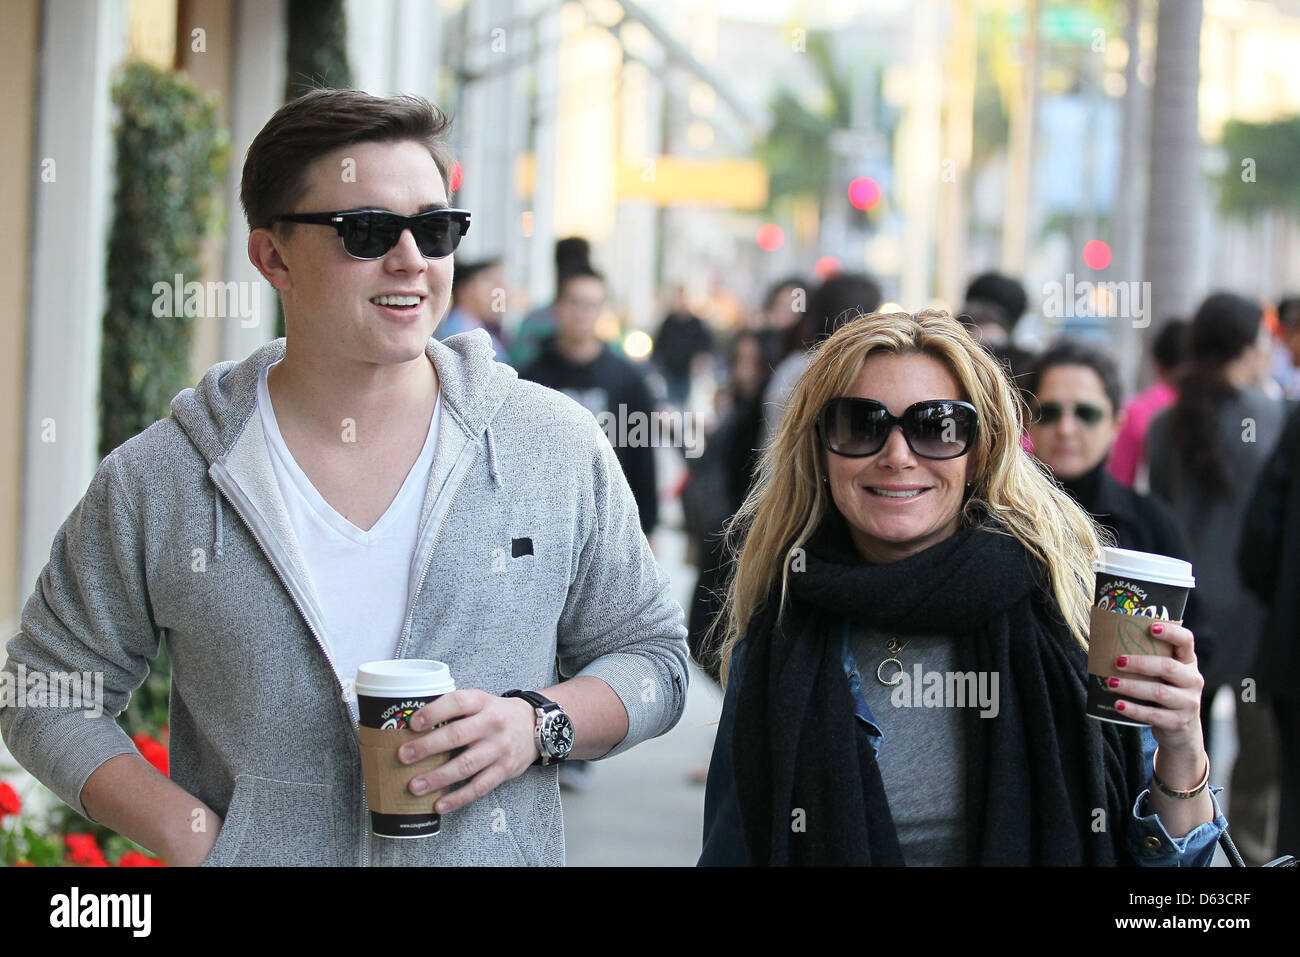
484, 425, 502, 489
213, 489, 224, 559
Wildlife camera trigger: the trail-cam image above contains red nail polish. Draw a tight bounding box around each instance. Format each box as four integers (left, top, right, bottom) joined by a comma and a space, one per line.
1108, 677, 1120, 688
1116, 701, 1126, 712
1151, 622, 1164, 635
1116, 656, 1128, 668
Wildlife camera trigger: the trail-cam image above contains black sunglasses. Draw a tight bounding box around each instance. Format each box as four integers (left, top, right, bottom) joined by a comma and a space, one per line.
1035, 401, 1106, 427
274, 207, 471, 260
817, 398, 979, 460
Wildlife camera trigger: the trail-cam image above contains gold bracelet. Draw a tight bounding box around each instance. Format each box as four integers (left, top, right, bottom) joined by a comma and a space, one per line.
1151, 746, 1210, 799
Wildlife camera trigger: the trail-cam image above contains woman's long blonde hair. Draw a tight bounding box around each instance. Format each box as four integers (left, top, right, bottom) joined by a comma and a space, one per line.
713, 309, 1108, 686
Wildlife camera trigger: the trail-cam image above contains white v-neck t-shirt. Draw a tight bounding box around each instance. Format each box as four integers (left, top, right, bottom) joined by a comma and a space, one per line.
257, 360, 440, 703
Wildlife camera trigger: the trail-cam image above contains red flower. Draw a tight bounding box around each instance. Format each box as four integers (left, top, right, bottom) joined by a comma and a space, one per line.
131, 733, 169, 776
116, 850, 167, 867
0, 781, 21, 820
64, 833, 108, 868
14, 860, 34, 867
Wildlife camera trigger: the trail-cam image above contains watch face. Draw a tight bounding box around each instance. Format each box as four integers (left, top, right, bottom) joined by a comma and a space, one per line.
543, 713, 576, 757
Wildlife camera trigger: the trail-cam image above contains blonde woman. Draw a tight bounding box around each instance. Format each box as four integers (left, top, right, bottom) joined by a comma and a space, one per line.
699, 311, 1225, 866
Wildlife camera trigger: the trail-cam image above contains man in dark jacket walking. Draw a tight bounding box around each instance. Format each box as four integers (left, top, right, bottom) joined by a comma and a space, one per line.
521, 267, 659, 536
653, 285, 714, 406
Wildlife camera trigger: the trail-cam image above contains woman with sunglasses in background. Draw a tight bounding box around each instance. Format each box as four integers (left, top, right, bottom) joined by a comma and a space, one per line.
1144, 292, 1288, 865
1023, 339, 1209, 680
699, 310, 1225, 865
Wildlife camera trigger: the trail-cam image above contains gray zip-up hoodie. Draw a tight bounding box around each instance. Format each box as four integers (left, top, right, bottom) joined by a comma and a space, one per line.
1, 331, 689, 866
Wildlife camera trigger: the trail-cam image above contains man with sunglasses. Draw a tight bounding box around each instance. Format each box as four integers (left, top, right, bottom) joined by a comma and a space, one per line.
1, 89, 689, 867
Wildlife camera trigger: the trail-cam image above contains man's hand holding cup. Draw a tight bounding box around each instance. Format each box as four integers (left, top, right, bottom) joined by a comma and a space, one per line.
400, 689, 538, 814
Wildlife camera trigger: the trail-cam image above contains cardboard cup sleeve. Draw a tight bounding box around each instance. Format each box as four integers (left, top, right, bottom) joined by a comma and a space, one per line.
358, 726, 451, 815
1087, 605, 1177, 677
1085, 606, 1179, 724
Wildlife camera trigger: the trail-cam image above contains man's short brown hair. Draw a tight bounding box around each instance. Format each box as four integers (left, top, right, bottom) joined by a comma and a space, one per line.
240, 88, 455, 233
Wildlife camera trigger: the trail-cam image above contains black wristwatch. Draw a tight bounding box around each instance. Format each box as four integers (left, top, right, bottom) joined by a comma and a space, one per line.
503, 690, 575, 765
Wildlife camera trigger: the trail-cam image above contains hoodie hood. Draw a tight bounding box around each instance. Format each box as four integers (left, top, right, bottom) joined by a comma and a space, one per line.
171, 330, 518, 557
172, 330, 518, 468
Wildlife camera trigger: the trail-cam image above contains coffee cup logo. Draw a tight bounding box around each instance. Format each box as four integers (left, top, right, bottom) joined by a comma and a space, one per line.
1095, 580, 1171, 620
380, 708, 416, 730
378, 700, 429, 730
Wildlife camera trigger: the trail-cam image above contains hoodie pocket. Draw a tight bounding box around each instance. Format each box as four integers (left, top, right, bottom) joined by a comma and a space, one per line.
200, 774, 336, 867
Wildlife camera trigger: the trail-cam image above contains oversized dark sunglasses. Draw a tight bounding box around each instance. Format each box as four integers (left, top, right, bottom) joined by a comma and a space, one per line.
1034, 401, 1106, 427
274, 207, 471, 260
817, 397, 979, 460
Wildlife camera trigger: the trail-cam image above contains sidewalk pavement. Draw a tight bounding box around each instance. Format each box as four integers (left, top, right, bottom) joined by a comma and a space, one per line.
560, 486, 722, 866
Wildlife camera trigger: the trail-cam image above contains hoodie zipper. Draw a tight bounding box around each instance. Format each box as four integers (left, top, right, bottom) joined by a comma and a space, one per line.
394, 444, 478, 661
209, 465, 373, 867
394, 458, 475, 661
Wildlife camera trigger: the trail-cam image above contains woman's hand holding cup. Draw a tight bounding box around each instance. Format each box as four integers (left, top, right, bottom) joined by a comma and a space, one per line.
1109, 619, 1208, 776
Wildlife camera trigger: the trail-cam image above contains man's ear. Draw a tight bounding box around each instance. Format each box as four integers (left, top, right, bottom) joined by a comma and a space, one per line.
248, 227, 292, 292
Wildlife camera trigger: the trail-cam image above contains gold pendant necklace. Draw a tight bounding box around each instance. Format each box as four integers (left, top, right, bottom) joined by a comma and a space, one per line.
877, 636, 914, 686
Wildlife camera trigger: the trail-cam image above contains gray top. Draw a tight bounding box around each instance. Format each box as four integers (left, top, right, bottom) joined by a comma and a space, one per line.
851, 626, 967, 865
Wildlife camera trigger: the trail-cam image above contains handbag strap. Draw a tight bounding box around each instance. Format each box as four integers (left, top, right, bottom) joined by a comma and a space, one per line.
1218, 829, 1247, 867
1218, 829, 1298, 867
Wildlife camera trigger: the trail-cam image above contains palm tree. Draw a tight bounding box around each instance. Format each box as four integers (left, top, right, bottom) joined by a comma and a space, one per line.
1142, 0, 1204, 328
1112, 0, 1149, 395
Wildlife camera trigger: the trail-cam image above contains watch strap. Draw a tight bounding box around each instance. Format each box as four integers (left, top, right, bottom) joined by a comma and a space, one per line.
503, 689, 567, 764
503, 689, 556, 711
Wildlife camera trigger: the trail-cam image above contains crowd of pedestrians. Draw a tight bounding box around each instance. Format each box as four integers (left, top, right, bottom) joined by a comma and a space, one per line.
670, 270, 1299, 866
5, 86, 1299, 869
429, 237, 1300, 864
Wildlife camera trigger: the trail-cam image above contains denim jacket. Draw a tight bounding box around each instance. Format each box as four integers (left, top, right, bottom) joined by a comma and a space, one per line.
700, 634, 1228, 866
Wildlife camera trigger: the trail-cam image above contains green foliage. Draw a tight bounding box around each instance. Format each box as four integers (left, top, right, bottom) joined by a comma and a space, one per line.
1, 796, 165, 866
98, 61, 226, 741
286, 0, 353, 101
1, 821, 63, 867
47, 801, 128, 849
98, 61, 229, 459
972, 9, 1012, 165
118, 640, 173, 739
1217, 116, 1300, 220
753, 31, 852, 214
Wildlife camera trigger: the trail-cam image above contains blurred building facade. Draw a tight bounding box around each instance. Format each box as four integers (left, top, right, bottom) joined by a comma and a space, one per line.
5, 0, 1300, 640
0, 0, 776, 637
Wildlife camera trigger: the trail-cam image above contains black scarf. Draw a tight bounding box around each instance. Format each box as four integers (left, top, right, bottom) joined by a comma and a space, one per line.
731, 514, 1147, 865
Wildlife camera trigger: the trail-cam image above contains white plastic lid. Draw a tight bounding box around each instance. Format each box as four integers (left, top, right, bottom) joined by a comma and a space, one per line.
1093, 546, 1195, 589
354, 660, 455, 698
